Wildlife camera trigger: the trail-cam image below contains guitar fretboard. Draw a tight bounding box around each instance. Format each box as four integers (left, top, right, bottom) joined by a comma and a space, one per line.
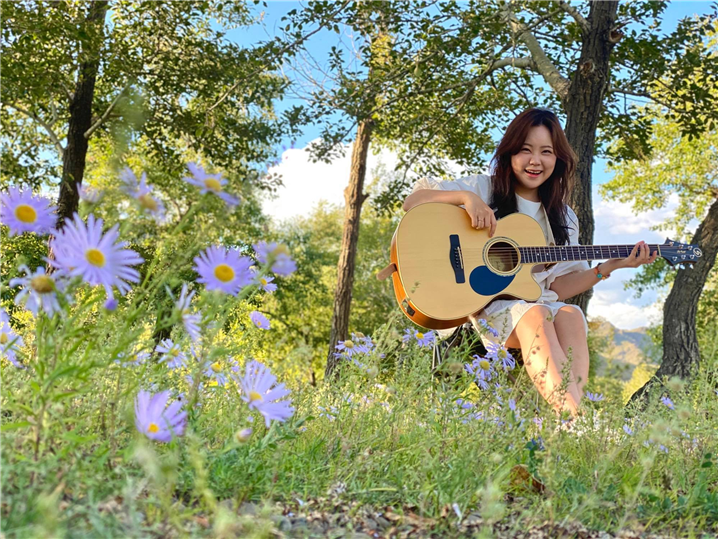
518, 245, 658, 264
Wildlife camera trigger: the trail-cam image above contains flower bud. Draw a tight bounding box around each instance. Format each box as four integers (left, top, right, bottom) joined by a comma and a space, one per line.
235, 428, 253, 443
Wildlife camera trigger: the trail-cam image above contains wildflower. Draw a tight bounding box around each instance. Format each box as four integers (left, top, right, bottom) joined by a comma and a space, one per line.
485, 343, 515, 371
318, 405, 338, 421
623, 424, 634, 436
257, 274, 277, 293
508, 398, 517, 412
250, 310, 270, 330
477, 318, 499, 338
193, 245, 254, 295
235, 428, 253, 443
465, 354, 495, 390
183, 162, 239, 207
661, 396, 675, 410
174, 284, 201, 342
104, 298, 118, 311
50, 213, 144, 300
134, 390, 187, 442
155, 339, 187, 369
77, 183, 103, 204
119, 167, 165, 221
253, 241, 297, 277
335, 338, 367, 358
115, 350, 150, 367
237, 360, 295, 427
402, 328, 435, 348
203, 360, 229, 387
0, 308, 24, 368
585, 392, 605, 402
9, 265, 69, 317
0, 187, 55, 236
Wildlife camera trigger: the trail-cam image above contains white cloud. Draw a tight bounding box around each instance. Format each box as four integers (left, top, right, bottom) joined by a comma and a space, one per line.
263, 141, 672, 330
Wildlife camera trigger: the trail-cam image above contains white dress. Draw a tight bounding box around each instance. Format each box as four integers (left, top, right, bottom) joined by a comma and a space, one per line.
410, 174, 590, 348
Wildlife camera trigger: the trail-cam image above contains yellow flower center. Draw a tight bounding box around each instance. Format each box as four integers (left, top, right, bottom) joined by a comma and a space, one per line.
260, 278, 268, 286
0, 332, 8, 345
182, 308, 190, 315
138, 194, 158, 211
170, 348, 179, 357
344, 340, 354, 349
416, 332, 424, 339
15, 204, 37, 223
497, 349, 507, 359
211, 362, 221, 373
147, 423, 160, 433
214, 264, 235, 283
86, 248, 105, 267
249, 390, 263, 402
204, 178, 222, 192
30, 275, 54, 294
479, 359, 491, 371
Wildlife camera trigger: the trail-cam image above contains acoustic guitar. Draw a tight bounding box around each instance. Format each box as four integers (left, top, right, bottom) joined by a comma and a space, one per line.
388, 203, 702, 330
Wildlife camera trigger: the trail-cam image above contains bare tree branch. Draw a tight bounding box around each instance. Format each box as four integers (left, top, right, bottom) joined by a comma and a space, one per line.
84, 82, 131, 139
500, 2, 570, 102
6, 103, 65, 158
557, 0, 590, 33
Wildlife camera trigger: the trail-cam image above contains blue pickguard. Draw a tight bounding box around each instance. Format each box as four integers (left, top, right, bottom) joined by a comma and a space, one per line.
469, 265, 515, 295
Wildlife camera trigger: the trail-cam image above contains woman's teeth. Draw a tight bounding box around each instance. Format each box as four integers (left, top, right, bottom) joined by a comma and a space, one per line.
525, 169, 541, 177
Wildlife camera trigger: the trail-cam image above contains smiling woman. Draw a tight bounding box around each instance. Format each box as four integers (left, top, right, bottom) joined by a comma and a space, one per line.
401, 108, 659, 419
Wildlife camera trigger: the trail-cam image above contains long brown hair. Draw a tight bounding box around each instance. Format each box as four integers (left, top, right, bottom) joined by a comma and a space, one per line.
489, 108, 577, 246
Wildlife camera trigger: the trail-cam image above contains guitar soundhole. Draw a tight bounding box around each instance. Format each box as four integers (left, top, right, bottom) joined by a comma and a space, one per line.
486, 241, 519, 274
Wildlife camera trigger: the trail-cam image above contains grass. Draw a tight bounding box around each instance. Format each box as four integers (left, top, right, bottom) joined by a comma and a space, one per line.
2, 317, 717, 538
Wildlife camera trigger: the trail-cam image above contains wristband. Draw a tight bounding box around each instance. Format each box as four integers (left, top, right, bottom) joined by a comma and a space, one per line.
593, 263, 610, 280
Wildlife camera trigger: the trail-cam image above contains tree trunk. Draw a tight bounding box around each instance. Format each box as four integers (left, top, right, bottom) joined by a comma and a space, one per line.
325, 118, 374, 379
563, 0, 619, 314
630, 196, 718, 403
55, 0, 108, 229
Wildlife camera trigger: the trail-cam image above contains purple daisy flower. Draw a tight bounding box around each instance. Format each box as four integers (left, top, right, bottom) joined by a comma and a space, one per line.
50, 213, 144, 300
173, 284, 201, 342
465, 354, 495, 390
252, 241, 297, 277
119, 167, 166, 222
9, 265, 70, 317
1, 308, 25, 368
250, 311, 270, 330
335, 337, 368, 358
1, 187, 56, 236
585, 392, 605, 402
203, 360, 229, 387
134, 390, 187, 442
476, 318, 499, 338
237, 360, 295, 427
193, 246, 254, 295
77, 183, 103, 204
661, 396, 675, 410
485, 343, 516, 371
257, 274, 277, 293
183, 162, 239, 207
402, 328, 435, 348
155, 339, 187, 369
623, 424, 634, 436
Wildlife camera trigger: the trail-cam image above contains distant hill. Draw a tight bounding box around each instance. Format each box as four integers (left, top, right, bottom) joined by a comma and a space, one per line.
588, 318, 655, 381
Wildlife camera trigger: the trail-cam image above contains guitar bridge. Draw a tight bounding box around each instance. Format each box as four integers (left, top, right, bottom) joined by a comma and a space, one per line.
449, 234, 466, 284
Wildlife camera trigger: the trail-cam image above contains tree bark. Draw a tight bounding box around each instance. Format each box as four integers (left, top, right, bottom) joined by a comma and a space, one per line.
630, 196, 718, 403
55, 0, 108, 229
325, 118, 374, 379
562, 0, 619, 314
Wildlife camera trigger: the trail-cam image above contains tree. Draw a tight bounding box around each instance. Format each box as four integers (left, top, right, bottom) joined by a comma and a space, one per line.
600, 103, 718, 396
284, 1, 718, 348
1, 1, 306, 226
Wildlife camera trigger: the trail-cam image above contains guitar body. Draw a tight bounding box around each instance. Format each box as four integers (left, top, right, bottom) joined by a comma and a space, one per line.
390, 203, 546, 329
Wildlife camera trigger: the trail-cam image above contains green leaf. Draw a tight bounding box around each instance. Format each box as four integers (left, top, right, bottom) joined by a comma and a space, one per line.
0, 421, 33, 431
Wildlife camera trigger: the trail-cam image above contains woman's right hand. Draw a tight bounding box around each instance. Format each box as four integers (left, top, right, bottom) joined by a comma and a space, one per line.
463, 192, 496, 237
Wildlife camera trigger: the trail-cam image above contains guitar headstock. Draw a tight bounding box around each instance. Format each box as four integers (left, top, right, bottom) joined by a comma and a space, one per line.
661, 238, 702, 268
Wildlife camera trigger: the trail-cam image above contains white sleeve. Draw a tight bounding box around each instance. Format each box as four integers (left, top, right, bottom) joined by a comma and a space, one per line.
410, 174, 493, 204
543, 206, 590, 289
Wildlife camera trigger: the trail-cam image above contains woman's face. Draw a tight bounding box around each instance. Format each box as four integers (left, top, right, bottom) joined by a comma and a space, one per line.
510, 125, 557, 200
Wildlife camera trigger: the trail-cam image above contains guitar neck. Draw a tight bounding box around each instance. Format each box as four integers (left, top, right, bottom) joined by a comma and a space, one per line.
518, 244, 659, 264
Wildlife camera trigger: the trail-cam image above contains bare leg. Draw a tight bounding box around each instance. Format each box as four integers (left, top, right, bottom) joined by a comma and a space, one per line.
505, 306, 581, 417
553, 306, 590, 398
